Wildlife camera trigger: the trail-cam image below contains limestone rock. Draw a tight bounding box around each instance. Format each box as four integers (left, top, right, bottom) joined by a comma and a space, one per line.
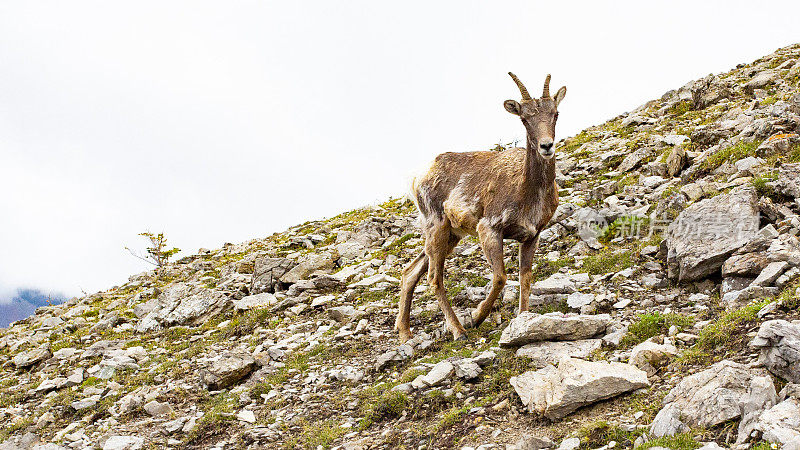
748, 398, 800, 448
232, 293, 278, 311
499, 312, 611, 347
510, 357, 649, 419
143, 400, 173, 417
200, 352, 257, 390
328, 306, 365, 323
752, 261, 790, 287
515, 339, 602, 368
511, 435, 556, 450
665, 187, 760, 281
650, 360, 770, 436
12, 346, 51, 368
280, 252, 334, 284
722, 253, 771, 277
418, 360, 455, 387
751, 320, 800, 383
103, 436, 144, 450
136, 283, 231, 332
665, 146, 687, 177
629, 337, 678, 376
250, 257, 295, 294
770, 163, 800, 199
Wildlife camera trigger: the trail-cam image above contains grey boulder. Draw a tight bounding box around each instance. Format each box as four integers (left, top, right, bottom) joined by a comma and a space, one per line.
12, 345, 52, 368
136, 283, 231, 332
515, 339, 602, 368
499, 312, 611, 347
510, 357, 649, 419
200, 352, 257, 390
665, 187, 759, 281
751, 320, 800, 383
650, 360, 772, 437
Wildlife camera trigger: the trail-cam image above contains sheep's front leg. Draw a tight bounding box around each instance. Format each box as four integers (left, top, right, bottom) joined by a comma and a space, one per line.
518, 237, 538, 314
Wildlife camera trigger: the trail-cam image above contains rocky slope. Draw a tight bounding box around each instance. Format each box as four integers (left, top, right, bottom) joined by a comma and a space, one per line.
2, 44, 800, 450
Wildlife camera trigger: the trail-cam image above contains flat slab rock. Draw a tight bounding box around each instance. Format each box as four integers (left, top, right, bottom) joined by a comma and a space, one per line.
136, 283, 231, 332
515, 339, 603, 368
199, 352, 257, 390
510, 357, 649, 419
665, 186, 759, 281
232, 292, 278, 311
499, 312, 611, 347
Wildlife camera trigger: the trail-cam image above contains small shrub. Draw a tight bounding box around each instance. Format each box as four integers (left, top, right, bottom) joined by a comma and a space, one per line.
598, 216, 650, 243
752, 172, 778, 198
437, 405, 470, 431
125, 231, 180, 267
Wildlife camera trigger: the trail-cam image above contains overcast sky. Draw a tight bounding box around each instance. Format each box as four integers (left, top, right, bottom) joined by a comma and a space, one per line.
1, 1, 798, 302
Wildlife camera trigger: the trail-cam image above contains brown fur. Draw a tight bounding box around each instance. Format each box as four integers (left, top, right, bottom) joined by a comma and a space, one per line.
395, 74, 566, 342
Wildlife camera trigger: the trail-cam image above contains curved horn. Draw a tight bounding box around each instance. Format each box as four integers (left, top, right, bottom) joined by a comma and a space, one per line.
542, 74, 551, 98
508, 72, 532, 101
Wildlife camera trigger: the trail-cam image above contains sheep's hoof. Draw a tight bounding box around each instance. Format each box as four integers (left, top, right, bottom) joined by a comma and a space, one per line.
453, 332, 468, 342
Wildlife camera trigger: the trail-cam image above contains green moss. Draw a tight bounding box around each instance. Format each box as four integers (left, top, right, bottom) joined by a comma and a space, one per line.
377, 233, 418, 257
696, 298, 774, 351
534, 300, 570, 315
532, 257, 575, 282
185, 392, 239, 445
789, 143, 800, 163
760, 95, 778, 106
358, 390, 409, 430
621, 312, 694, 347
582, 248, 633, 275
287, 418, 346, 449
223, 309, 273, 338
615, 174, 638, 194
638, 432, 701, 450
667, 100, 693, 117
702, 140, 761, 171
560, 131, 595, 155
578, 420, 643, 449
0, 417, 34, 441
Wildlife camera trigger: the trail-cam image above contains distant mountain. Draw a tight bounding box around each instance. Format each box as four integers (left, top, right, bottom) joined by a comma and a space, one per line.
0, 288, 64, 327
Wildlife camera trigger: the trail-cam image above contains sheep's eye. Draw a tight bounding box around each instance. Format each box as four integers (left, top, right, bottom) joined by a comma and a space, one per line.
554, 112, 559, 119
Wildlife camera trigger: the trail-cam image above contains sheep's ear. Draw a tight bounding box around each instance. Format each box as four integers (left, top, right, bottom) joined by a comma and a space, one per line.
554, 86, 567, 108
504, 99, 521, 115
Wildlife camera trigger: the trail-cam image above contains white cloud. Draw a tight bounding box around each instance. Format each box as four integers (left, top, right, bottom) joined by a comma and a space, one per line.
0, 1, 798, 297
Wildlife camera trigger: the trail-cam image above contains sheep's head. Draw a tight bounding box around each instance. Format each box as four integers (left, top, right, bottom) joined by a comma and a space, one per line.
504, 72, 566, 160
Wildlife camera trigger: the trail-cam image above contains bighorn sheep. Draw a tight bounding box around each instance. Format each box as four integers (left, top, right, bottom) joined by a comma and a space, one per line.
396, 73, 566, 342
